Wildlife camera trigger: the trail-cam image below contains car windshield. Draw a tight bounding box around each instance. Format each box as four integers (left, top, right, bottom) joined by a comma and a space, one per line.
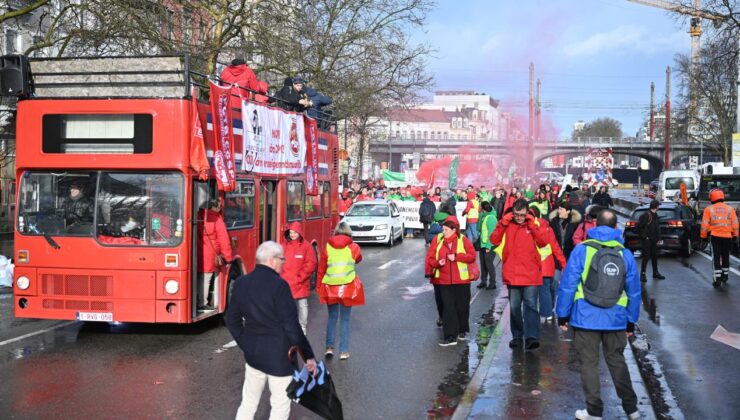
347, 204, 389, 217
699, 177, 740, 201
665, 177, 695, 190
631, 209, 679, 221
18, 171, 184, 246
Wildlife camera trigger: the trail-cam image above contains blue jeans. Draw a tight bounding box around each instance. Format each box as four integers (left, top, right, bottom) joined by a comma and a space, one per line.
326, 304, 352, 352
508, 285, 540, 340
466, 222, 478, 244
539, 277, 556, 317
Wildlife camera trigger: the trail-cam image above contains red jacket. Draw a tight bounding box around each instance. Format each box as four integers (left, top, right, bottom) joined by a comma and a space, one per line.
220, 63, 258, 103
281, 222, 317, 299
539, 220, 567, 277
489, 214, 549, 286
425, 232, 477, 285
197, 209, 234, 273
573, 218, 596, 245
503, 195, 516, 213
317, 235, 362, 305
338, 197, 353, 216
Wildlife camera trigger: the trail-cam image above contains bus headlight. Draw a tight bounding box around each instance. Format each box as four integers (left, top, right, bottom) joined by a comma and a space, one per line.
165, 280, 179, 295
16, 276, 30, 290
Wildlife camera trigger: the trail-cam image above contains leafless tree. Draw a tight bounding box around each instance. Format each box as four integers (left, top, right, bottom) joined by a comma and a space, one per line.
674, 28, 738, 164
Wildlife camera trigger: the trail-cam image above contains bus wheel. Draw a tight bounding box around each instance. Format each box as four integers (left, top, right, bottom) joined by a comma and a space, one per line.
310, 244, 319, 290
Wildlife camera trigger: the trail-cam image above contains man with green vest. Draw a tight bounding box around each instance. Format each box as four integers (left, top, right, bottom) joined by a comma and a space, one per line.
477, 185, 493, 204
477, 201, 498, 289
387, 188, 402, 201
556, 209, 641, 420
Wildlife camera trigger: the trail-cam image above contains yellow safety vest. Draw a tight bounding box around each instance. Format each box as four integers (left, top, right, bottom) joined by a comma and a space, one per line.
323, 244, 356, 285
433, 233, 470, 281
467, 199, 480, 220
574, 239, 628, 307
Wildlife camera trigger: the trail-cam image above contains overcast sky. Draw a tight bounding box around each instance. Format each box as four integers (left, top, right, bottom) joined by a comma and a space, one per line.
415, 0, 692, 139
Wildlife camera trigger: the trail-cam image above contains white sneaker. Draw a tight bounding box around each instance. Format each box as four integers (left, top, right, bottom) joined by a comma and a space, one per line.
575, 409, 602, 420
627, 411, 641, 420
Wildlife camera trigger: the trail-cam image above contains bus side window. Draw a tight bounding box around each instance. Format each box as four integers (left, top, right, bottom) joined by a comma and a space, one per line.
322, 181, 331, 218
225, 181, 255, 229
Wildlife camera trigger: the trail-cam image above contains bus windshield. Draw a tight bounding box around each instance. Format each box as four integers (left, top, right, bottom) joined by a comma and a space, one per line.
18, 171, 184, 246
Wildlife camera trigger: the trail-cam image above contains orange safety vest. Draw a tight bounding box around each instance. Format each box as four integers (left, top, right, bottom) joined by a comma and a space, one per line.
701, 202, 739, 239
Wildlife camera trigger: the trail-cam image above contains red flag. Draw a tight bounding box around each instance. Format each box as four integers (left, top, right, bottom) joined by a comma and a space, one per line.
304, 116, 319, 195
190, 89, 209, 181
209, 81, 237, 192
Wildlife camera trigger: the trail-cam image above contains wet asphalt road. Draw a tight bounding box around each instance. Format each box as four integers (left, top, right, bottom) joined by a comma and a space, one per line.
0, 238, 500, 419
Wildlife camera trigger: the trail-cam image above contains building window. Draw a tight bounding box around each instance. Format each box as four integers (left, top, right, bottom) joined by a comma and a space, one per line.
463, 119, 469, 128
416, 131, 422, 139
423, 131, 428, 139
443, 132, 448, 139
5, 30, 18, 54
430, 132, 435, 140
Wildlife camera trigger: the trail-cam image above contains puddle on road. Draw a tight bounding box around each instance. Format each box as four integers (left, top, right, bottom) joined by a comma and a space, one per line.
2, 324, 82, 364
427, 296, 506, 419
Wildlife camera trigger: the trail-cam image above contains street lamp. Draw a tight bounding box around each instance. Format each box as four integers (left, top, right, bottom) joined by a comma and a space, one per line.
388, 117, 392, 172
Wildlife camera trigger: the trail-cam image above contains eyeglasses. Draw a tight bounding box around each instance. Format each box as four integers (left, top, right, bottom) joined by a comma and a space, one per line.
513, 212, 527, 219
276, 256, 286, 261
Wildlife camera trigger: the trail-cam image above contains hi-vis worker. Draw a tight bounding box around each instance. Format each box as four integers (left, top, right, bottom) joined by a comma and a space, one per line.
317, 222, 365, 360
425, 216, 478, 347
701, 189, 739, 288
462, 192, 481, 244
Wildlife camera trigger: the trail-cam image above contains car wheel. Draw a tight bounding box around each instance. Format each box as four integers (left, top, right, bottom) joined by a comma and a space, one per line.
682, 238, 692, 257
387, 230, 395, 247
398, 225, 404, 242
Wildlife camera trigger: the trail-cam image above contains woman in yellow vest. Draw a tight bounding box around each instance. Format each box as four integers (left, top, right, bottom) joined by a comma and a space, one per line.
317, 222, 364, 360
425, 216, 479, 347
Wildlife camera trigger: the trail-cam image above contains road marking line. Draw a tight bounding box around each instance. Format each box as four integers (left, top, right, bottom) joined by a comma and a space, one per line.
0, 321, 78, 348
697, 251, 740, 277
214, 340, 238, 354
378, 260, 398, 270
469, 289, 481, 305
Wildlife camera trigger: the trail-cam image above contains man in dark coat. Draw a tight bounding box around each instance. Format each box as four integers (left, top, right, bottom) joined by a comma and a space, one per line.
226, 241, 316, 419
62, 180, 94, 225
548, 201, 581, 259
592, 186, 613, 208
273, 76, 312, 112
419, 193, 437, 245
636, 200, 665, 282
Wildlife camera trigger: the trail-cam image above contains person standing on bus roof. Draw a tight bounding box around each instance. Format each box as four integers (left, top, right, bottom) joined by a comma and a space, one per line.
226, 241, 316, 420
197, 198, 234, 310
281, 222, 317, 334
62, 180, 94, 225
219, 57, 259, 105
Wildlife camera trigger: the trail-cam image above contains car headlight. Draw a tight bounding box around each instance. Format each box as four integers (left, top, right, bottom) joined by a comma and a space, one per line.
165, 280, 179, 295
16, 276, 30, 290
375, 224, 388, 230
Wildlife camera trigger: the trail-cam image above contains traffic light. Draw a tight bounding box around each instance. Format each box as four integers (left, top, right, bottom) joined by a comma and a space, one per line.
0, 55, 34, 98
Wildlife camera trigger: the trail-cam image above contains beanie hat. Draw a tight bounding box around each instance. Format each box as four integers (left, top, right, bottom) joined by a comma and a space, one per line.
442, 215, 460, 230
434, 211, 450, 223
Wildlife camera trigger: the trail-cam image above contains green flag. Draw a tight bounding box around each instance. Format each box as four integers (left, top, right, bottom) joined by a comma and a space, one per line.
382, 169, 407, 187
448, 156, 458, 190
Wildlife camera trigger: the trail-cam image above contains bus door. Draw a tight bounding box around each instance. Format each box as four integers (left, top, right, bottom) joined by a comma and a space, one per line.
260, 180, 279, 242
191, 180, 221, 319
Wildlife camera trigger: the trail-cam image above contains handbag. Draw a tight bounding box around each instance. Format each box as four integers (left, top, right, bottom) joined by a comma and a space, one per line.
467, 261, 480, 281
321, 278, 365, 306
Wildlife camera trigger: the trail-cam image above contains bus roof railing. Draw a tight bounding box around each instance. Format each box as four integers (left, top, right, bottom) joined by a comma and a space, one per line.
31, 55, 191, 98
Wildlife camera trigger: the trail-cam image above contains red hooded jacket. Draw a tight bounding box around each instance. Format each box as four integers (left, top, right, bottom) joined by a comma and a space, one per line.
219, 63, 259, 107
425, 232, 477, 285
573, 217, 597, 245
197, 209, 234, 273
337, 196, 353, 216
489, 213, 549, 286
281, 222, 317, 299
317, 234, 363, 305
539, 220, 567, 277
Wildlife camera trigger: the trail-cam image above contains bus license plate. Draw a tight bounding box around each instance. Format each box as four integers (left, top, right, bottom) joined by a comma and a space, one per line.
77, 312, 113, 322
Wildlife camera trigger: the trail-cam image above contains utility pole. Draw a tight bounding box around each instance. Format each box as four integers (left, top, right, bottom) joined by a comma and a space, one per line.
528, 62, 535, 176
536, 78, 542, 144
665, 66, 672, 170
649, 82, 655, 142
733, 36, 740, 168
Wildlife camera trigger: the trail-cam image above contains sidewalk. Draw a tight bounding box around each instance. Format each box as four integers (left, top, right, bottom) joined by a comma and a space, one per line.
454, 304, 656, 419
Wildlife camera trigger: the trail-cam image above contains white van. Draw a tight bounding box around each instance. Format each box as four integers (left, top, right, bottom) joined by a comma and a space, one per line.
657, 170, 699, 201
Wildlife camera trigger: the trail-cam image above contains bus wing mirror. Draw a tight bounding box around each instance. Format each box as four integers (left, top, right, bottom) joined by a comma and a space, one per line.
194, 182, 209, 210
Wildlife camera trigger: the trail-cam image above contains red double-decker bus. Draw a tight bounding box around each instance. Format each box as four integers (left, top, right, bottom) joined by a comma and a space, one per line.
9, 55, 338, 323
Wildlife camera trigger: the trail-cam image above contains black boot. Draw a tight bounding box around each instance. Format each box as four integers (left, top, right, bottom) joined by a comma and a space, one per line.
653, 272, 665, 280
640, 273, 647, 282
477, 282, 487, 289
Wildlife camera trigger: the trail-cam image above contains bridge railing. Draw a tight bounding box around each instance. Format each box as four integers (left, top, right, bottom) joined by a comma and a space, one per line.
369, 136, 693, 148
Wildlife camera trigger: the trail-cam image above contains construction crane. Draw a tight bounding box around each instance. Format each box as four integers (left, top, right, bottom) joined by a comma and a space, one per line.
626, 0, 725, 72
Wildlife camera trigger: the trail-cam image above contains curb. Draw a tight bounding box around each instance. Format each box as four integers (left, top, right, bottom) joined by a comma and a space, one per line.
452, 290, 509, 420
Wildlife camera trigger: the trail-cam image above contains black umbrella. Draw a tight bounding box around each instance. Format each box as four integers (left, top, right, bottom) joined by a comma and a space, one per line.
286, 348, 343, 420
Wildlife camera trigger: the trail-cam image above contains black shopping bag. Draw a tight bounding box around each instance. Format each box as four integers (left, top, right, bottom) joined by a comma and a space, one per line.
286, 347, 343, 420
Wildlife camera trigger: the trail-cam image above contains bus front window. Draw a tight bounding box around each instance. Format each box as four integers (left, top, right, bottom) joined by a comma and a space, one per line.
18, 172, 97, 237
96, 172, 184, 247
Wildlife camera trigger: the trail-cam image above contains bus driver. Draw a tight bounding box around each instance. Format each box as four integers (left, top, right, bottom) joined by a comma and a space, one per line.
63, 180, 94, 226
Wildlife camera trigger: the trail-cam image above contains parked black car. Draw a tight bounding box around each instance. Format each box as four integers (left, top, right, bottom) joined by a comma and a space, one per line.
623, 201, 701, 257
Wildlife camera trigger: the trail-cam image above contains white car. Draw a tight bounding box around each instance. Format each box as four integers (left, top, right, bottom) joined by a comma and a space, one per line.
341, 200, 404, 246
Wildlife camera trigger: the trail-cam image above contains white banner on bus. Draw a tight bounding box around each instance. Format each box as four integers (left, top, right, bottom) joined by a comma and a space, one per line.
391, 200, 468, 230
241, 102, 306, 175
